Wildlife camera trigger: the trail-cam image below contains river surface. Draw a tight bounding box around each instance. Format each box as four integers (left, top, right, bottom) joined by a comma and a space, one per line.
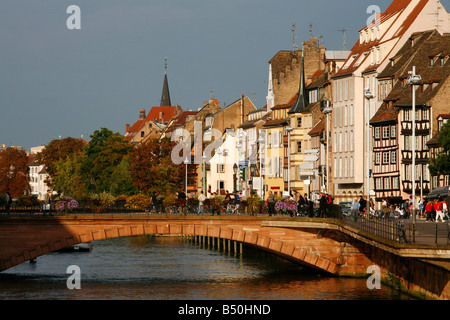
0, 235, 414, 300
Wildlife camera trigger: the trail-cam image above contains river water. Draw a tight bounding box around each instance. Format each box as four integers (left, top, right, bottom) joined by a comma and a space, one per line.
0, 235, 414, 300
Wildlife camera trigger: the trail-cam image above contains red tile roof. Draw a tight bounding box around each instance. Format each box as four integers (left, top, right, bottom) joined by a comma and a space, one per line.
145, 106, 182, 123
334, 0, 428, 78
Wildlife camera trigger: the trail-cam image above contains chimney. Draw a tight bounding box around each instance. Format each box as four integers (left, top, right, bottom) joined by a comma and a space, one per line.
125, 124, 130, 133
139, 109, 146, 120
159, 111, 163, 122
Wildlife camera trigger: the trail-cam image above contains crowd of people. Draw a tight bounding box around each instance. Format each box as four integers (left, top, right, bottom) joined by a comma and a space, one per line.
349, 194, 449, 222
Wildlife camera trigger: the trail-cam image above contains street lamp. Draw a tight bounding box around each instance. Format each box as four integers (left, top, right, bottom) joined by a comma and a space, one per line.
233, 163, 238, 193
406, 66, 422, 224
217, 149, 223, 195
184, 157, 189, 197
323, 98, 333, 194
258, 135, 265, 199
202, 153, 207, 195
365, 88, 374, 217
285, 123, 294, 196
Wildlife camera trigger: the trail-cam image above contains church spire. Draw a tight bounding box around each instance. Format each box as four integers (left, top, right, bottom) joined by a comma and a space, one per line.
160, 57, 172, 106
288, 47, 309, 114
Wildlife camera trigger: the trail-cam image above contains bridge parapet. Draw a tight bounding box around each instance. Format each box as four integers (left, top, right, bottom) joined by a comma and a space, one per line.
0, 215, 449, 299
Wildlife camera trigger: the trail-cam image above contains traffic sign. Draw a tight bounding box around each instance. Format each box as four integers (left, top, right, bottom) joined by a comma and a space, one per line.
304, 154, 319, 162
239, 160, 248, 168
300, 171, 314, 176
300, 162, 314, 170
304, 149, 320, 154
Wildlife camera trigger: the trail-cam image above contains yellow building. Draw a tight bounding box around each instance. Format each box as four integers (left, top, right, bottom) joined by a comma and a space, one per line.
263, 103, 292, 199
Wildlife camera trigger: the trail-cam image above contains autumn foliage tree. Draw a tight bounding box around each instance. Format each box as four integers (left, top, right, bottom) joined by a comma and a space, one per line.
0, 147, 30, 198
129, 138, 184, 195
35, 137, 86, 186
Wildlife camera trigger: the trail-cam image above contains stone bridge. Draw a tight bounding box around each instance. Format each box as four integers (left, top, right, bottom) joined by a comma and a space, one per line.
0, 214, 449, 299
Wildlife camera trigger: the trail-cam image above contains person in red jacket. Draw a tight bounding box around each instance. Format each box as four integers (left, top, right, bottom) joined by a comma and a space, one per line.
435, 198, 445, 222
425, 199, 434, 221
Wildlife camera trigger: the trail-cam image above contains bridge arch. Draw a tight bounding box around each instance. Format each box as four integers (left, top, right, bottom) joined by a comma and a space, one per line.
0, 216, 368, 275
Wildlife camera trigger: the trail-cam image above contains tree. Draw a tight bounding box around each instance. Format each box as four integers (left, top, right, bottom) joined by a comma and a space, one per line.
129, 138, 184, 195
110, 157, 136, 196
52, 153, 88, 199
81, 128, 133, 193
429, 121, 450, 176
35, 137, 86, 185
0, 147, 30, 198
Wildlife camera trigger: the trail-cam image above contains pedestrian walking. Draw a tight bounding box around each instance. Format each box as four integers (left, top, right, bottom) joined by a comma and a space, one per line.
5, 190, 12, 215
197, 191, 206, 216
425, 199, 434, 222
435, 198, 445, 222
319, 192, 328, 218
267, 191, 275, 216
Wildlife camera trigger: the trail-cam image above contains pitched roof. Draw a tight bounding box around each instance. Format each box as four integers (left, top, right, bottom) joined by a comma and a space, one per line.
334, 0, 428, 78
145, 105, 181, 123
370, 101, 400, 124
377, 30, 436, 79
160, 64, 171, 106
288, 51, 309, 114
308, 118, 325, 136
387, 33, 450, 107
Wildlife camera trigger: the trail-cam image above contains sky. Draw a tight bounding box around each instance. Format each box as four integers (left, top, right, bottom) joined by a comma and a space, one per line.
0, 0, 413, 150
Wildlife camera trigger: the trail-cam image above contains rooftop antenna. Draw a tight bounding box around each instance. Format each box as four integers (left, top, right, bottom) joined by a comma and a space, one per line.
292, 23, 298, 50
252, 88, 256, 102
338, 29, 348, 50
309, 23, 313, 38
428, 0, 444, 32
210, 87, 214, 99
317, 34, 324, 47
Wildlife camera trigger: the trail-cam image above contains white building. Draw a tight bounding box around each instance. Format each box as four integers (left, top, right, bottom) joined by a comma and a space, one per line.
331, 0, 450, 202
28, 146, 51, 201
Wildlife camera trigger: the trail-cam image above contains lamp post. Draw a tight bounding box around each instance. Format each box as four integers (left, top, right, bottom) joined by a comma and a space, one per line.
285, 123, 294, 196
250, 163, 256, 196
406, 66, 422, 224
365, 88, 374, 217
217, 149, 223, 195
184, 157, 189, 197
323, 99, 333, 194
258, 135, 265, 199
202, 153, 207, 195
233, 163, 238, 193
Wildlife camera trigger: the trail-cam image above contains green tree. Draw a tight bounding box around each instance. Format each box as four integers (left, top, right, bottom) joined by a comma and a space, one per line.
82, 128, 133, 193
429, 121, 450, 176
35, 137, 86, 184
52, 153, 88, 199
110, 157, 136, 196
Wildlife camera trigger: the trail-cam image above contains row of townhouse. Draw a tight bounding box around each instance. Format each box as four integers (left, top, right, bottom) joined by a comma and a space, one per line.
125, 0, 450, 205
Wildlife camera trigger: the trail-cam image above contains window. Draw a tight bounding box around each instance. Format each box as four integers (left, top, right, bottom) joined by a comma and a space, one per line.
423, 109, 429, 121
382, 152, 389, 164
382, 126, 389, 139
404, 110, 410, 121
391, 151, 397, 164
405, 136, 411, 150
392, 177, 399, 189
297, 117, 302, 128
390, 125, 396, 138
217, 164, 225, 173
350, 156, 354, 177
375, 127, 381, 139
375, 152, 381, 164
384, 177, 391, 190
267, 133, 272, 148
376, 178, 382, 190
297, 141, 302, 153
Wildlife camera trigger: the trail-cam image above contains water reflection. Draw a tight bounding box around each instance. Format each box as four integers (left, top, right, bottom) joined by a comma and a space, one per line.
0, 235, 414, 300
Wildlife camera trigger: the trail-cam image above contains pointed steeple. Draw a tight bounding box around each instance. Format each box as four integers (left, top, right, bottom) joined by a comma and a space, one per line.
288, 47, 309, 114
160, 57, 172, 106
